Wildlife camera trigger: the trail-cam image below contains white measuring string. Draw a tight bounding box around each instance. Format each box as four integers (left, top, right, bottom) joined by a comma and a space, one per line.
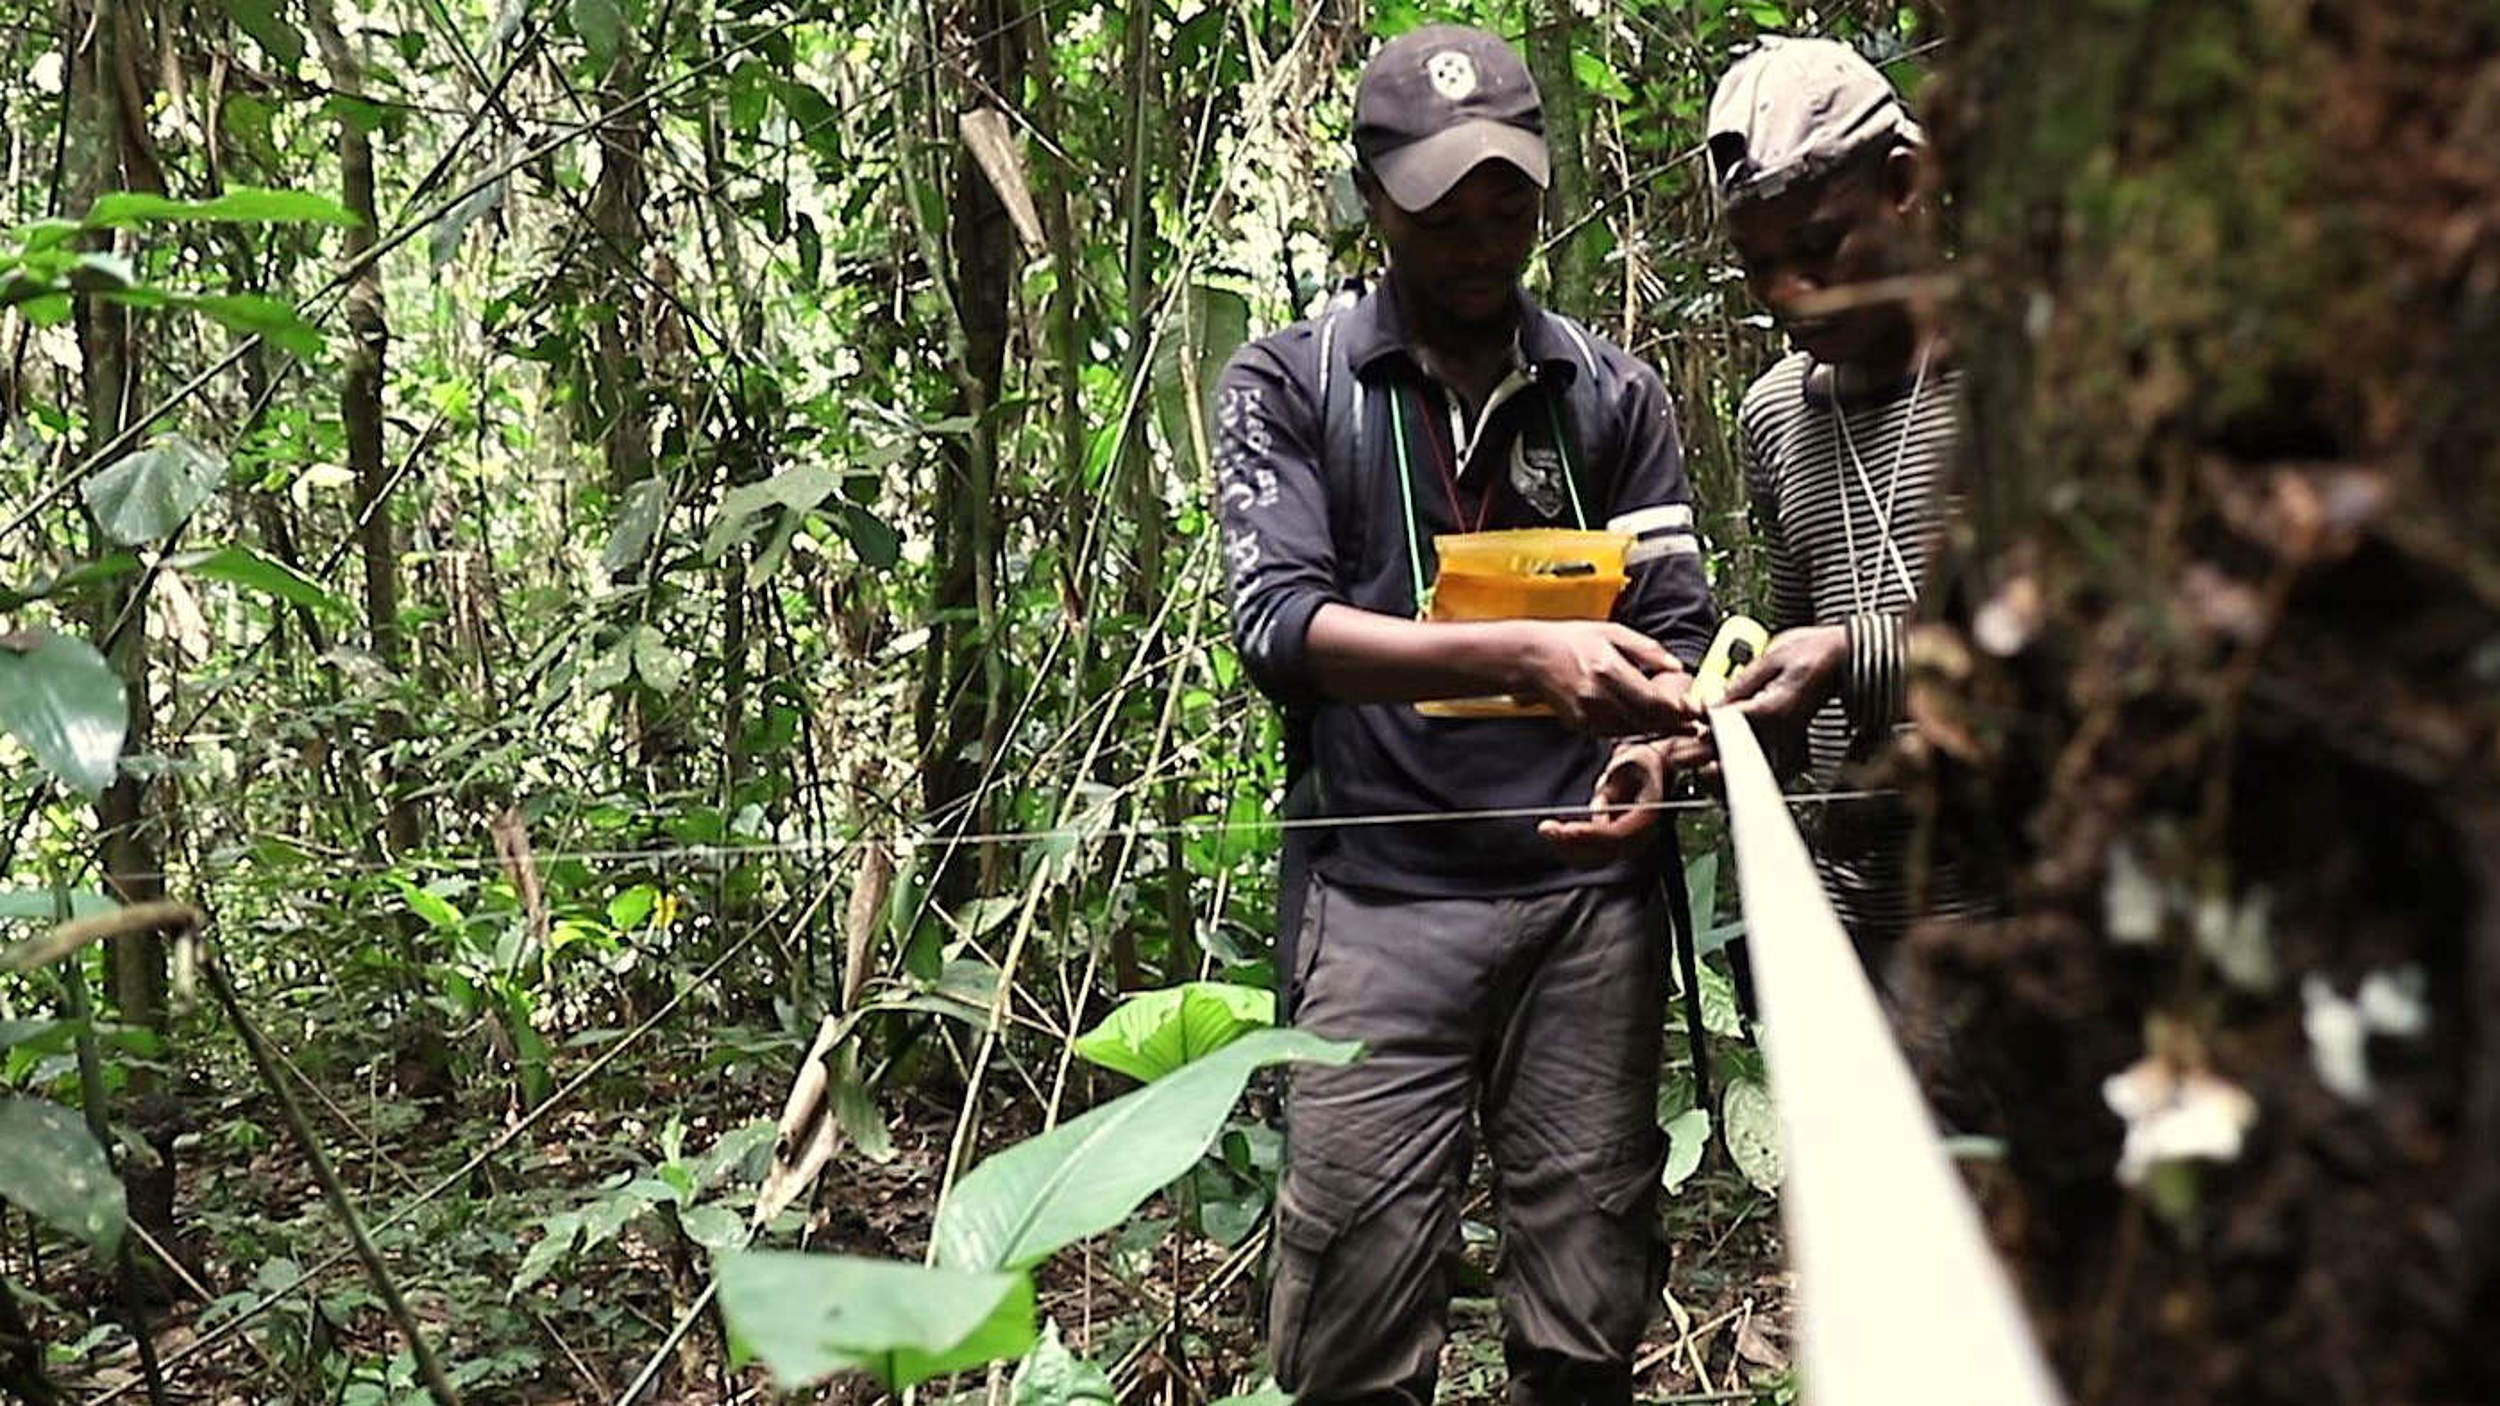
1709, 706, 2063, 1406
134, 787, 1899, 879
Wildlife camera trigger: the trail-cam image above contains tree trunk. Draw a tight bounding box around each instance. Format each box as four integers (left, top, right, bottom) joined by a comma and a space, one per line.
1908, 5, 2500, 1402
308, 0, 421, 862
1524, 0, 1597, 317
910, 0, 1018, 910
70, 0, 168, 1035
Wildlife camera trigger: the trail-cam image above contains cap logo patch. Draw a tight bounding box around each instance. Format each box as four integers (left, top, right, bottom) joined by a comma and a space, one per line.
1425, 50, 1478, 102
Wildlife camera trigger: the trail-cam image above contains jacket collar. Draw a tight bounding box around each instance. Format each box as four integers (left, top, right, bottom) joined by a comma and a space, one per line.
1339, 277, 1585, 387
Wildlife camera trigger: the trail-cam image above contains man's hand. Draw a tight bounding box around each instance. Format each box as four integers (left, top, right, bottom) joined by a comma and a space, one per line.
1539, 728, 1711, 865
1719, 623, 1848, 752
1509, 620, 1699, 737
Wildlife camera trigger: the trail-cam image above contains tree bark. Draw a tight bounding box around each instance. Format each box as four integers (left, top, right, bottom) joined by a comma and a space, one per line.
308, 0, 421, 862
70, 0, 168, 1035
1525, 0, 1598, 317
910, 0, 1018, 910
1907, 5, 2500, 1402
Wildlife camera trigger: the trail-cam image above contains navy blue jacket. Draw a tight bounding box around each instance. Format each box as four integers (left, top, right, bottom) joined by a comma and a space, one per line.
1213, 281, 1717, 896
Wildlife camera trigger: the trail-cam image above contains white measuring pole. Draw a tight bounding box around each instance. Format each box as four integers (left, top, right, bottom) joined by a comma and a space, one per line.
1709, 707, 2065, 1406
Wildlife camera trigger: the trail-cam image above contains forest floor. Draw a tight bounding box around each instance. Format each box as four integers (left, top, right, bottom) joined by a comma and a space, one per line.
34, 1027, 1794, 1405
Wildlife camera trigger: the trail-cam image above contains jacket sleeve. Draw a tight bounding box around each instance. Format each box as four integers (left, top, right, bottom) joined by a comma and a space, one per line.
1214, 335, 1342, 706
1604, 364, 1717, 670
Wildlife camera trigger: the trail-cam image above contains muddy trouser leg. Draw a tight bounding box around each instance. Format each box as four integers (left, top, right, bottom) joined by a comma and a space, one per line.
1484, 882, 1669, 1406
1269, 875, 1509, 1406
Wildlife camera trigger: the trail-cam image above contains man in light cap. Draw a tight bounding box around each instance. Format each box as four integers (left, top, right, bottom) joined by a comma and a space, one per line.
1211, 22, 1716, 1406
1620, 37, 1986, 960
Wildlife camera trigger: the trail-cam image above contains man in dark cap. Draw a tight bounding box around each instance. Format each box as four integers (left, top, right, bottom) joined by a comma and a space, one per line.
1211, 24, 1715, 1405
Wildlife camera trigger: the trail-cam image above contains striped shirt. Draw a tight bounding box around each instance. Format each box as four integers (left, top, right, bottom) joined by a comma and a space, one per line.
1739, 348, 1983, 946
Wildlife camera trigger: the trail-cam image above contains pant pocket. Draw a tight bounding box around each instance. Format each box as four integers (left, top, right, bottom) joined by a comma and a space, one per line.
1269, 1161, 1364, 1387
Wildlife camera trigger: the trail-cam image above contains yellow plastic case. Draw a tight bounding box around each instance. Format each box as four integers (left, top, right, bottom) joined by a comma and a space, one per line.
1416, 529, 1633, 719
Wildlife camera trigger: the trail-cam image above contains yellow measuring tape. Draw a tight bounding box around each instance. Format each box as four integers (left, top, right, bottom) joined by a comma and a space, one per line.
1690, 614, 1771, 708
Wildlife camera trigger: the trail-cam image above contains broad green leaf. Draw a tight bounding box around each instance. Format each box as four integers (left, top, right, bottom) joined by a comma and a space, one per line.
571, 0, 625, 65
602, 475, 668, 574
1699, 961, 1744, 1040
429, 176, 508, 270
511, 1209, 584, 1293
1011, 1321, 1113, 1406
0, 891, 118, 925
0, 632, 127, 797
630, 625, 687, 694
225, 0, 306, 66
81, 436, 227, 544
0, 552, 145, 611
172, 545, 347, 615
1072, 982, 1275, 1084
933, 1027, 1357, 1273
835, 503, 901, 570
1662, 1107, 1711, 1194
0, 1098, 125, 1255
1151, 284, 1250, 478
178, 292, 323, 357
390, 877, 464, 932
678, 1203, 743, 1252
607, 883, 659, 929
1723, 1078, 1783, 1193
716, 1251, 1036, 1390
703, 465, 840, 561
84, 187, 357, 229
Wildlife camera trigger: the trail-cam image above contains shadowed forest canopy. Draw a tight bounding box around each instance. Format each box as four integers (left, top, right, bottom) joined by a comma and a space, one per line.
1, 0, 2495, 1402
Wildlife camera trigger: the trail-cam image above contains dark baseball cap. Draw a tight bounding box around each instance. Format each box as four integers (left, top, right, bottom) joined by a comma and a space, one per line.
1353, 24, 1549, 213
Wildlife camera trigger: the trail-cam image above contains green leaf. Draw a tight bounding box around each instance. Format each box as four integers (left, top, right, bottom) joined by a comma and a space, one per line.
1151, 284, 1250, 479
511, 1209, 584, 1293
177, 293, 324, 357
715, 1251, 1036, 1390
0, 632, 128, 797
1570, 50, 1634, 104
678, 1203, 744, 1252
81, 435, 227, 544
0, 552, 145, 612
1699, 960, 1744, 1040
172, 545, 347, 615
1662, 1107, 1711, 1194
1209, 1384, 1294, 1406
630, 625, 688, 694
0, 1098, 126, 1255
390, 877, 464, 932
1723, 1078, 1783, 1193
429, 176, 508, 270
1072, 982, 1275, 1084
84, 187, 357, 229
602, 475, 668, 574
703, 466, 841, 562
933, 1027, 1357, 1273
224, 0, 306, 66
0, 890, 120, 924
834, 503, 901, 570
1011, 1321, 1114, 1406
571, 0, 626, 65
607, 883, 659, 929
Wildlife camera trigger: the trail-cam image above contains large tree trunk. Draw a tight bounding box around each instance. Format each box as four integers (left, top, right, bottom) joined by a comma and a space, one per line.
1907, 5, 2500, 1402
308, 0, 421, 862
911, 0, 1018, 910
71, 0, 168, 1036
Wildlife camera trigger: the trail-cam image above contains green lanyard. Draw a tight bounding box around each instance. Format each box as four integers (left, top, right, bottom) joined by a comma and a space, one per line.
1387, 375, 1590, 617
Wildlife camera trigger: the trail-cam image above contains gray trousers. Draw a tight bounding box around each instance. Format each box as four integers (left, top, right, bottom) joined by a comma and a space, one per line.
1269, 873, 1668, 1406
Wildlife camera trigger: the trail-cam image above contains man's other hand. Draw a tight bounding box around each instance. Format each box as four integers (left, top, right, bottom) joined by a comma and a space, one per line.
1540, 729, 1710, 865
1511, 621, 1700, 736
1719, 623, 1847, 752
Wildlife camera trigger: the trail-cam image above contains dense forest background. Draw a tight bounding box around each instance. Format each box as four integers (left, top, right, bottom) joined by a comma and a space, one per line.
5, 0, 2496, 1401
